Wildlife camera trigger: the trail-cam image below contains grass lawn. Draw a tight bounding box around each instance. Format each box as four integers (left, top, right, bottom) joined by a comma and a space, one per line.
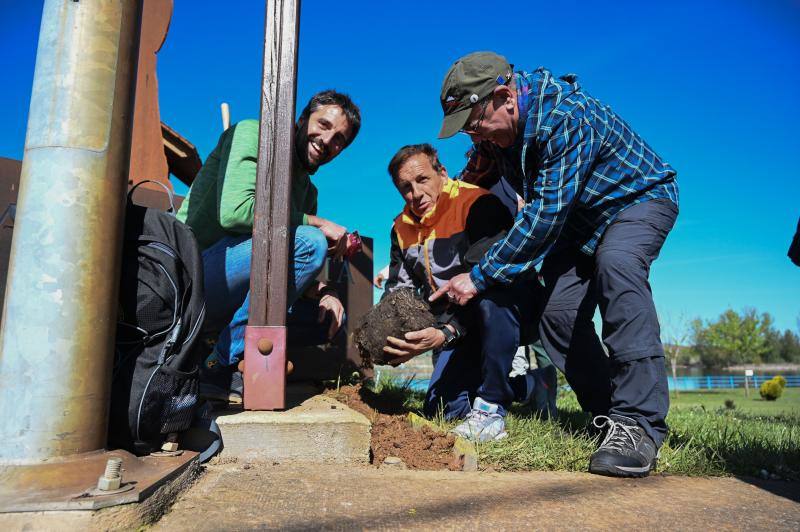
669, 388, 799, 416
372, 377, 800, 479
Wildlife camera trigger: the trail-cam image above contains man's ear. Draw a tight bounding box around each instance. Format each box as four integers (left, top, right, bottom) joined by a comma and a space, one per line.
440, 167, 449, 180
494, 85, 515, 110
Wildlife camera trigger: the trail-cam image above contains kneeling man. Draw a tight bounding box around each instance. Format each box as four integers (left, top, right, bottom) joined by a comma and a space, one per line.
382, 144, 546, 442
178, 90, 360, 402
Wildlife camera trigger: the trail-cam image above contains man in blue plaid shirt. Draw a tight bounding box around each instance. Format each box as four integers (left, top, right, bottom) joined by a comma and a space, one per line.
431, 51, 679, 478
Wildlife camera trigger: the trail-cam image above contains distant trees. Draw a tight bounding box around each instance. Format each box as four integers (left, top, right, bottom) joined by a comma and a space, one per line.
660, 312, 691, 396
690, 308, 800, 369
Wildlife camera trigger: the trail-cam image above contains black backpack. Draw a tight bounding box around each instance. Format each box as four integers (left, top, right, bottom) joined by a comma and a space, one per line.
108, 182, 207, 456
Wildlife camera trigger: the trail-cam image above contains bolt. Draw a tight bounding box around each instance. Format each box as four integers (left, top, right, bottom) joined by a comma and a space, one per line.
97, 458, 123, 491
104, 457, 122, 478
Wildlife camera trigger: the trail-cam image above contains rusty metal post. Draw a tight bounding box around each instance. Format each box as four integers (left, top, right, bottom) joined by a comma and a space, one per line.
243, 0, 301, 410
0, 0, 142, 463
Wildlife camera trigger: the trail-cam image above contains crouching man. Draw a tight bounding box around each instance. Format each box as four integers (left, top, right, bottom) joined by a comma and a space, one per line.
177, 90, 361, 403
382, 144, 547, 442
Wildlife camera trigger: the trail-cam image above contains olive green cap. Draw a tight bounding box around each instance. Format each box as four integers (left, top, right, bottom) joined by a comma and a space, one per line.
438, 51, 513, 138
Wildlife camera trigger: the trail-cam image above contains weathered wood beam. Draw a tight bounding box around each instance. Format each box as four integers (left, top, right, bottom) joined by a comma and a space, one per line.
244, 0, 301, 410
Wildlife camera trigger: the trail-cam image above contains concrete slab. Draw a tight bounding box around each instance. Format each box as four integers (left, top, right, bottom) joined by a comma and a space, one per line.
213, 390, 371, 464
155, 463, 800, 531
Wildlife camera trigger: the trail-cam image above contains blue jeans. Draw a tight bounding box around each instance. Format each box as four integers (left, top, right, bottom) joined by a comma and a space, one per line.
423, 285, 539, 420
201, 225, 328, 366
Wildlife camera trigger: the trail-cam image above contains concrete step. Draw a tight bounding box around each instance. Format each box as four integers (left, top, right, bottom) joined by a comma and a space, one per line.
212, 385, 371, 464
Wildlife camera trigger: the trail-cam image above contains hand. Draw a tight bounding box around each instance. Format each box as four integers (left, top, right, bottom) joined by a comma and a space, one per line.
318, 291, 344, 339
429, 273, 478, 306
373, 272, 386, 288
383, 327, 445, 366
315, 217, 348, 259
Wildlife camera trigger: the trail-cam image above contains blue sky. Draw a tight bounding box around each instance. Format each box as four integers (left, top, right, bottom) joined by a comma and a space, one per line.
2, 0, 799, 333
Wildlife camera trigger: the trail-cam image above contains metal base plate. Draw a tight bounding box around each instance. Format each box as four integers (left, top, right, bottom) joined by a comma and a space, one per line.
243, 325, 286, 410
0, 449, 198, 512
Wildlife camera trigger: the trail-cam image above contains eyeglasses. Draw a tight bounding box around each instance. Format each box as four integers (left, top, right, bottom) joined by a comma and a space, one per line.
459, 97, 490, 135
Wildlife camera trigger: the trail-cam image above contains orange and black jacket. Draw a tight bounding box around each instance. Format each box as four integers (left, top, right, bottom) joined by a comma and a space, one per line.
384, 179, 512, 336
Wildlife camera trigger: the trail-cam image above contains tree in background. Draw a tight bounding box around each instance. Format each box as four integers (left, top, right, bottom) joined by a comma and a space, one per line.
660, 311, 690, 397
764, 320, 800, 364
691, 308, 773, 368
776, 330, 800, 363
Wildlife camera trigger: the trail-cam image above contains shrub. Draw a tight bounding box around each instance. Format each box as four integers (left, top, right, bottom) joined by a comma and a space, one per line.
760, 379, 784, 401
774, 375, 787, 389
724, 399, 736, 410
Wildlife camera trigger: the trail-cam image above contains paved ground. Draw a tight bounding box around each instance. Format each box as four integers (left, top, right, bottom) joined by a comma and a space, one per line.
155, 463, 799, 530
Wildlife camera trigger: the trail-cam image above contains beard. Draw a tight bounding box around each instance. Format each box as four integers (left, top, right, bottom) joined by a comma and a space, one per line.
294, 126, 328, 174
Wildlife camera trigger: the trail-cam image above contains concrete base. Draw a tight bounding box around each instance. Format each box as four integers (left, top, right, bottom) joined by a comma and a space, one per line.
0, 457, 199, 531
214, 387, 371, 464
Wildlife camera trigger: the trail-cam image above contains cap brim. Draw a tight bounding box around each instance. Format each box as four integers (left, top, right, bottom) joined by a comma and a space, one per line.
438, 107, 472, 139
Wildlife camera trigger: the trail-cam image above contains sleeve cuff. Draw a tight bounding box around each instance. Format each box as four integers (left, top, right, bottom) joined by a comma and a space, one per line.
469, 264, 488, 292
302, 213, 309, 225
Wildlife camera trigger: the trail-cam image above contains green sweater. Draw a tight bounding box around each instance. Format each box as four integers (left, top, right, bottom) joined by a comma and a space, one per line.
177, 119, 317, 250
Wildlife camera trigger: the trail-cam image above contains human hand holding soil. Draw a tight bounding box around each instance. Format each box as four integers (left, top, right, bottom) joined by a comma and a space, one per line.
353, 289, 438, 367
384, 327, 446, 366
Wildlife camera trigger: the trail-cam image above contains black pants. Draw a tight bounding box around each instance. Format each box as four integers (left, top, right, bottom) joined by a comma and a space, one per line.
423, 285, 538, 420
538, 199, 678, 446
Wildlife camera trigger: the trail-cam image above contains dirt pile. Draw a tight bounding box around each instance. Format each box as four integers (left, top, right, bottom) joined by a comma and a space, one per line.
326, 384, 458, 471
353, 288, 437, 367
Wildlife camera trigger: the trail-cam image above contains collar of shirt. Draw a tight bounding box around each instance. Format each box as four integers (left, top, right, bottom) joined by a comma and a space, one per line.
514, 72, 532, 138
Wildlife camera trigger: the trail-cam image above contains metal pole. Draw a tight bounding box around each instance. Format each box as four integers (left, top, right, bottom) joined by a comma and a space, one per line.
0, 0, 141, 464
243, 0, 301, 410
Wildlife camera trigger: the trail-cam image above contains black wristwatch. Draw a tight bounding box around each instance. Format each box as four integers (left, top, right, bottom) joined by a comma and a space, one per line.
436, 324, 461, 349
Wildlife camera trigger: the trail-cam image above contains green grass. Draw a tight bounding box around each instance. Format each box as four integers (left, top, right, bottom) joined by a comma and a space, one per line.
366, 376, 800, 478
669, 388, 800, 415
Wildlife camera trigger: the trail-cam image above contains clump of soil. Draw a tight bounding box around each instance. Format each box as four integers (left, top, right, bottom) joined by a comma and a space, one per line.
326, 384, 459, 471
353, 289, 437, 367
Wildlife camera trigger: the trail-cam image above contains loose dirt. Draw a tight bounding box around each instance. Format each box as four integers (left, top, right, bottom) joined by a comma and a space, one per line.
326, 384, 458, 471
353, 289, 437, 367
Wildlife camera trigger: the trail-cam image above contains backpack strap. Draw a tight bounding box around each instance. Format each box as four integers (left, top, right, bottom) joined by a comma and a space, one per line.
193, 401, 223, 463
128, 180, 177, 214
196, 418, 223, 463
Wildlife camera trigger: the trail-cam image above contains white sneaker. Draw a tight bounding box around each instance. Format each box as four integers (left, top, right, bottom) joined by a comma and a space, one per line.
451, 397, 508, 443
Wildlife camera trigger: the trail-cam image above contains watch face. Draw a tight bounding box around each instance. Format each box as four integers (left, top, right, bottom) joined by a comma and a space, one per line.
441, 326, 457, 347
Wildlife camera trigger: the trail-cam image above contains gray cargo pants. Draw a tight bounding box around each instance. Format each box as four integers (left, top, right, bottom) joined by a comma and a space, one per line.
538, 198, 678, 446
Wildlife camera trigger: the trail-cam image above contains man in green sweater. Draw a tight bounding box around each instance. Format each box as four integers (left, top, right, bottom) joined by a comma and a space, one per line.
177, 90, 361, 402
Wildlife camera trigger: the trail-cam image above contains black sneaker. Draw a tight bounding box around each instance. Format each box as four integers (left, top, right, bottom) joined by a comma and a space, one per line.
588, 415, 658, 478
199, 353, 242, 405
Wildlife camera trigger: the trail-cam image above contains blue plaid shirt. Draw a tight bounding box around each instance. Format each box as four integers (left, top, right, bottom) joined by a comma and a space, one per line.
460, 68, 679, 291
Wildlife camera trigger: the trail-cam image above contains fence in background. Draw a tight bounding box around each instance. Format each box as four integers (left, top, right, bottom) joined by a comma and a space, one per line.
393, 374, 800, 393
668, 374, 800, 391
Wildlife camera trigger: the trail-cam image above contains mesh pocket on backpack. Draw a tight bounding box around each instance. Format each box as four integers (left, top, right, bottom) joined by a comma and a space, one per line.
137, 366, 199, 440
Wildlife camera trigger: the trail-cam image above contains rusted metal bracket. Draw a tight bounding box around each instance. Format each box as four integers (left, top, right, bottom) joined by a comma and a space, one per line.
243, 325, 287, 410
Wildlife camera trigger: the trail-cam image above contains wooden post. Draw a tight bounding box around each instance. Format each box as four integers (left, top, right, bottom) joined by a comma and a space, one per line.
243, 0, 301, 410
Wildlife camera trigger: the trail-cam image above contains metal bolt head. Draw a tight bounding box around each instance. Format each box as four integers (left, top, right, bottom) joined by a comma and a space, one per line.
96, 457, 123, 491
97, 475, 121, 491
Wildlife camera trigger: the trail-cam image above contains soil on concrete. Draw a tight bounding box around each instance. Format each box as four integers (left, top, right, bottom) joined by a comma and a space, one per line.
353, 289, 437, 367
326, 384, 459, 471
